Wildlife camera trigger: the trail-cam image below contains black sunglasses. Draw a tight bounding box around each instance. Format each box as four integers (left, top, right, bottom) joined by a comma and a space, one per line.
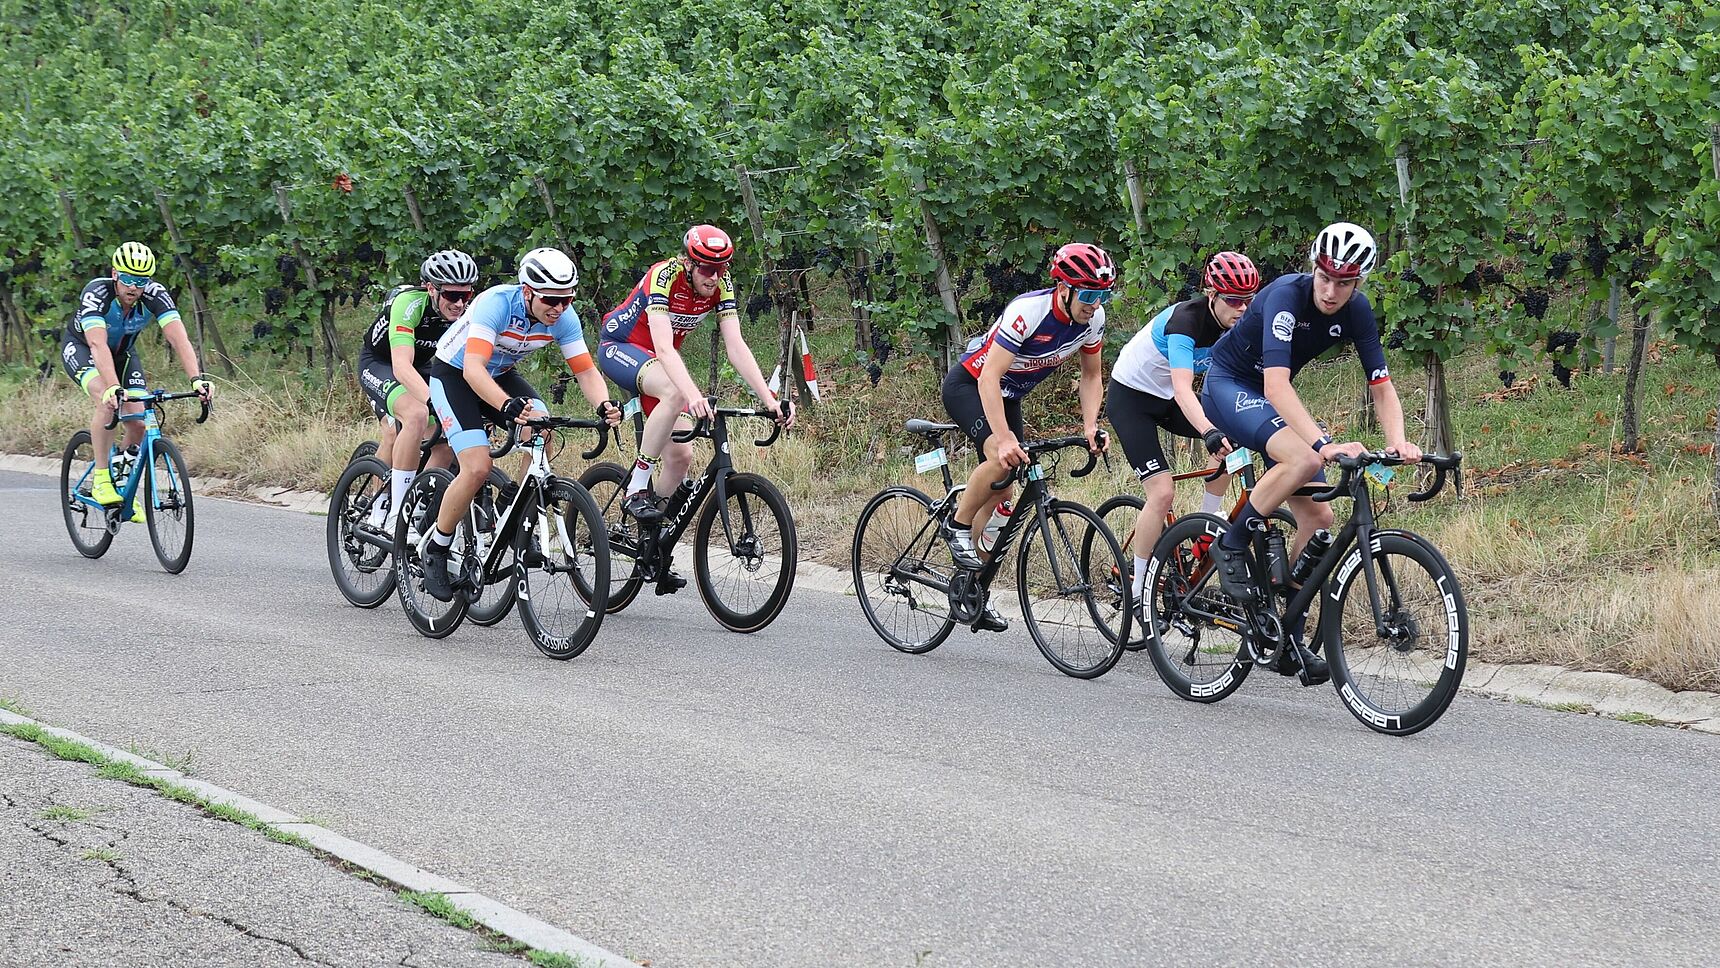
535, 293, 574, 309
438, 288, 475, 304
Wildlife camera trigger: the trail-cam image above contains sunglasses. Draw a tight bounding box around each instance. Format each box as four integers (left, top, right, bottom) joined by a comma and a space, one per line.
535, 293, 574, 309
690, 262, 727, 278
1219, 294, 1255, 308
117, 272, 151, 287
438, 288, 475, 304
1073, 287, 1114, 305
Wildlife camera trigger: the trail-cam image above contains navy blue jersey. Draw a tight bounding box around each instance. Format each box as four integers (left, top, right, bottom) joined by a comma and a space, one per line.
1207, 273, 1390, 390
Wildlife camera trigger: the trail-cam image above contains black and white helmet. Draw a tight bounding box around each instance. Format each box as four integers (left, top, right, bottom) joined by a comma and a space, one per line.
517, 247, 577, 291
420, 249, 478, 287
1309, 222, 1377, 280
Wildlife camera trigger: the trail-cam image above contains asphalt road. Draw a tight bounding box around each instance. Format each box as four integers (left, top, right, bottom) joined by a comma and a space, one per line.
1, 469, 1715, 967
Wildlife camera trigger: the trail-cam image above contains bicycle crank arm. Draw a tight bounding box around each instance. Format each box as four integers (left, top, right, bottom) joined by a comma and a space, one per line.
348, 522, 395, 553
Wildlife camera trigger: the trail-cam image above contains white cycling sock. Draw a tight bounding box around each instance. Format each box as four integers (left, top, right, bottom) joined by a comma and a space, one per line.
1201, 490, 1225, 514
388, 469, 415, 524
431, 527, 454, 548
1133, 556, 1150, 597
628, 454, 659, 494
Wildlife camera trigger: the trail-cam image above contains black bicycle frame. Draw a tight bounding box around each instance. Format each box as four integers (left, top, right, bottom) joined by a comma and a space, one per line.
636, 401, 786, 567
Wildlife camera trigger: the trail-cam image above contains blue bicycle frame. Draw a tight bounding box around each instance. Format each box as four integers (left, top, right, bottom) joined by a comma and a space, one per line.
70, 388, 203, 526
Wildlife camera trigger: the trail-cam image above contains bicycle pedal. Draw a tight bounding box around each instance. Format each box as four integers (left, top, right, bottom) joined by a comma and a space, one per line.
654, 573, 688, 596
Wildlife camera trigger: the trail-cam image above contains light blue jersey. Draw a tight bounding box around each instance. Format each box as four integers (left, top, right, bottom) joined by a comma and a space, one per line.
434, 283, 591, 375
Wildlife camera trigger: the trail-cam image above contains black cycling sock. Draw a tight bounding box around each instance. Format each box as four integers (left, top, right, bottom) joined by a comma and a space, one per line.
953, 518, 973, 531
1284, 608, 1308, 644
1222, 500, 1263, 551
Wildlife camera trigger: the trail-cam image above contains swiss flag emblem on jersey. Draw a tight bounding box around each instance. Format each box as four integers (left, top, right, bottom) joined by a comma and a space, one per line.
1007, 314, 1029, 339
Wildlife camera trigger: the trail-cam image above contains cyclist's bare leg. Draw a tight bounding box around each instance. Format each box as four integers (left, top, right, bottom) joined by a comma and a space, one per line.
954, 437, 1013, 540
435, 444, 492, 536
1250, 426, 1324, 518
1132, 470, 1175, 560
381, 414, 404, 468
1285, 493, 1335, 560
634, 362, 687, 487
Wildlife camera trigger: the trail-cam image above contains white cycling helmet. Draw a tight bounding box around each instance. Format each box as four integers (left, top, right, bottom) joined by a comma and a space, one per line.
517, 247, 578, 291
421, 249, 478, 286
1310, 222, 1377, 280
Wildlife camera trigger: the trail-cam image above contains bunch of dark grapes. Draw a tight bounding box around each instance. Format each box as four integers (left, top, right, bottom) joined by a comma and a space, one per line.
1520, 289, 1550, 319
263, 287, 287, 314
1479, 263, 1506, 286
1583, 235, 1609, 275
1387, 327, 1408, 350
276, 255, 300, 289
1546, 330, 1581, 389
1548, 252, 1574, 280
744, 293, 773, 320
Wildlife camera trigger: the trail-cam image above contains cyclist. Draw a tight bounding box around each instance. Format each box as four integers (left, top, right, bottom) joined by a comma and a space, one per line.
1200, 222, 1422, 682
358, 250, 477, 529
940, 242, 1113, 632
1108, 251, 1258, 608
61, 242, 213, 521
597, 225, 790, 523
420, 247, 622, 602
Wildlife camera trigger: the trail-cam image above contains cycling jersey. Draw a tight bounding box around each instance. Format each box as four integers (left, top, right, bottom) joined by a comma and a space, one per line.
1112, 297, 1225, 399
1206, 273, 1390, 389
600, 259, 737, 351
958, 289, 1104, 399
362, 286, 454, 370
434, 283, 593, 376
63, 278, 182, 353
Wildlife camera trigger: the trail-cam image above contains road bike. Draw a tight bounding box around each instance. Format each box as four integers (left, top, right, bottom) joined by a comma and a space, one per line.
1142, 451, 1467, 735
60, 388, 210, 574
851, 419, 1130, 679
580, 398, 796, 633
393, 416, 613, 660
326, 422, 513, 626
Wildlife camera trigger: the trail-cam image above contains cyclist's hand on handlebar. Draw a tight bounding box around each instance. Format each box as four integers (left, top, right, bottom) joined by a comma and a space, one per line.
191, 374, 214, 402
1085, 425, 1108, 455
684, 392, 713, 421
597, 399, 623, 427
767, 395, 795, 431
1202, 428, 1233, 457
992, 431, 1030, 469
1386, 440, 1424, 463
1319, 440, 1368, 462
100, 384, 124, 412
500, 395, 540, 425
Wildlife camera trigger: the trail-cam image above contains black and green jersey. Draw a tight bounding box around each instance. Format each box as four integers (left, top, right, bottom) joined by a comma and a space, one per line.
361, 285, 455, 370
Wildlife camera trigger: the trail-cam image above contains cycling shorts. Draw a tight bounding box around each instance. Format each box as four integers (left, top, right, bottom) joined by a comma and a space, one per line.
941, 365, 1025, 450
62, 338, 146, 396
596, 341, 673, 416
427, 361, 543, 455
1200, 372, 1325, 480
1106, 380, 1199, 481
358, 343, 414, 423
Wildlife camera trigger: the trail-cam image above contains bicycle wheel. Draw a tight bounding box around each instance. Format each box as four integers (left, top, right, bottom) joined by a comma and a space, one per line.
1142, 512, 1252, 703
60, 432, 114, 559
517, 478, 609, 660
349, 439, 379, 464
1015, 500, 1128, 679
466, 468, 519, 627
851, 486, 959, 654
1321, 530, 1468, 736
327, 456, 396, 607
1088, 494, 1147, 651
694, 472, 796, 633
144, 439, 195, 574
393, 468, 468, 638
577, 462, 645, 613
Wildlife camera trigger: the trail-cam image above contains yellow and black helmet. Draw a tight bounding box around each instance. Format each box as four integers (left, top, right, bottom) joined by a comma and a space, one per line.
112, 241, 157, 277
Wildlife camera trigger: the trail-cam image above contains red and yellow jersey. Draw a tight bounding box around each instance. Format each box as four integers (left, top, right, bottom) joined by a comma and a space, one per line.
599, 258, 737, 351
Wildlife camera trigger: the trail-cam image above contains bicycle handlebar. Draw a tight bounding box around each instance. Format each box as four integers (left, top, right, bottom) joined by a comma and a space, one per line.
490, 415, 614, 461
104, 389, 211, 430
670, 396, 793, 447
1308, 451, 1463, 504
989, 431, 1108, 490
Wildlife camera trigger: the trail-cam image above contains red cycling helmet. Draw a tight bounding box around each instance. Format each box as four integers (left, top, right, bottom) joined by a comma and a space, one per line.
1204, 251, 1259, 295
684, 224, 735, 268
1049, 242, 1117, 290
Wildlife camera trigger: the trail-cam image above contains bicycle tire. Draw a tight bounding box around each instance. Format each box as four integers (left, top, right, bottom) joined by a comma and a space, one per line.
393, 468, 469, 638
1089, 494, 1147, 651
694, 472, 796, 633
349, 439, 380, 464
1141, 512, 1252, 703
577, 462, 645, 613
517, 478, 609, 660
327, 455, 396, 607
1321, 529, 1468, 736
851, 486, 959, 654
60, 431, 114, 559
144, 438, 195, 574
1015, 499, 1128, 679
465, 468, 519, 627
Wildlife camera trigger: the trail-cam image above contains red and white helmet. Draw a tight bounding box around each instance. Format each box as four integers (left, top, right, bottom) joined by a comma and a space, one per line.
1049, 242, 1117, 289
1310, 222, 1377, 280
684, 224, 735, 268
1204, 251, 1259, 295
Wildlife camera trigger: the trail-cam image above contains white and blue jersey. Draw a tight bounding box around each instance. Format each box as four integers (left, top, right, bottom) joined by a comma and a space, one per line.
434, 283, 592, 375
958, 289, 1104, 399
1206, 273, 1390, 389
1112, 297, 1226, 399
64, 277, 182, 353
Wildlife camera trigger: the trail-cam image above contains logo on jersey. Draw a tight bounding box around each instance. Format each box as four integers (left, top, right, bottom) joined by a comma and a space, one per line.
1271, 311, 1295, 343
1006, 314, 1030, 341
62, 343, 78, 365
1369, 367, 1391, 383
1235, 392, 1267, 413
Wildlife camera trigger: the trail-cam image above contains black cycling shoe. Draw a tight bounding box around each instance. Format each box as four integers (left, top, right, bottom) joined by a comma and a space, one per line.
1272, 639, 1331, 686
654, 569, 688, 595
940, 520, 983, 570
971, 602, 1008, 633
1213, 540, 1259, 603
623, 489, 664, 522
422, 543, 457, 602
